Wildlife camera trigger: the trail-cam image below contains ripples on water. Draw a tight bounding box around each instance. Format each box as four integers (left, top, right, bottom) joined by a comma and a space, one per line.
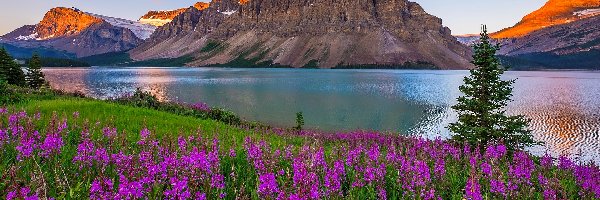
43, 67, 600, 163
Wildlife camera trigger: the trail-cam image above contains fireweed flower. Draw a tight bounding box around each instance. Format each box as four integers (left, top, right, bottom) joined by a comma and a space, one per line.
73, 138, 95, 169
480, 162, 492, 177
39, 133, 63, 157
6, 187, 39, 200
434, 158, 446, 178
190, 102, 211, 112
509, 152, 535, 184
164, 176, 191, 200
0, 129, 6, 147
90, 177, 115, 200
15, 133, 36, 161
465, 177, 482, 200
489, 179, 506, 196
543, 189, 557, 200
258, 173, 279, 197
558, 156, 574, 170
228, 148, 236, 157
541, 153, 553, 168
117, 175, 145, 199
102, 126, 117, 138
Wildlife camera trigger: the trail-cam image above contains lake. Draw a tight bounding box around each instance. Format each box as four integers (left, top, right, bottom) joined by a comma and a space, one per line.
43, 67, 600, 163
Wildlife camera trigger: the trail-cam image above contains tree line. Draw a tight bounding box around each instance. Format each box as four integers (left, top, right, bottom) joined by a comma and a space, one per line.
0, 47, 46, 89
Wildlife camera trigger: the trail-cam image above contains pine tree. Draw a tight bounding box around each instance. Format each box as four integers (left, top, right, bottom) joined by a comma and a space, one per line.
26, 53, 46, 89
0, 47, 26, 86
0, 47, 11, 81
448, 25, 536, 151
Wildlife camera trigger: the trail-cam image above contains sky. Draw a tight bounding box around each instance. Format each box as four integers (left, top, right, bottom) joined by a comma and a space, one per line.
0, 0, 547, 35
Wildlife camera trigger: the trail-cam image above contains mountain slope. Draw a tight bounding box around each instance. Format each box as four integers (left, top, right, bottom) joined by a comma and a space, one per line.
492, 0, 600, 39
499, 15, 600, 56
0, 7, 143, 58
131, 0, 472, 69
497, 15, 600, 70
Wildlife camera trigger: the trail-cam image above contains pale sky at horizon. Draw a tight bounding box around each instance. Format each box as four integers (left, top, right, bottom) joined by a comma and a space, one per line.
0, 0, 547, 36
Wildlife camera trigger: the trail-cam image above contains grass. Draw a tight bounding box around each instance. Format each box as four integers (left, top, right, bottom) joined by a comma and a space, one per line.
14, 98, 301, 150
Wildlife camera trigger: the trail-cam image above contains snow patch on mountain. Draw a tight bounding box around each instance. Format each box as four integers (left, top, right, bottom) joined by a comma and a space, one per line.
15, 33, 39, 41
220, 10, 237, 16
88, 13, 156, 40
574, 8, 600, 17
139, 18, 172, 27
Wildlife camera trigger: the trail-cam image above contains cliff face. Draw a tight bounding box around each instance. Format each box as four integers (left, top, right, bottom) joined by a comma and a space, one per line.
138, 2, 210, 27
492, 0, 600, 39
0, 7, 143, 57
131, 0, 472, 69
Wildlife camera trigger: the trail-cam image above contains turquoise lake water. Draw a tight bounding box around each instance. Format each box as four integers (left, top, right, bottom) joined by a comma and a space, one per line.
43, 67, 600, 162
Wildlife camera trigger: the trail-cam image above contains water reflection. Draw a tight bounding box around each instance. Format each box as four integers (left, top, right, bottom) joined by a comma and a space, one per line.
42, 68, 600, 163
509, 72, 600, 162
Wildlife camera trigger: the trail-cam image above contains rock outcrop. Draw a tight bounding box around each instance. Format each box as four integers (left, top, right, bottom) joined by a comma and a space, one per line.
35, 7, 104, 40
131, 0, 473, 69
139, 2, 211, 27
492, 0, 600, 39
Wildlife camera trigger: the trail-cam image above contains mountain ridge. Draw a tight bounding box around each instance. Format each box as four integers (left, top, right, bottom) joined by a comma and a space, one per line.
492, 0, 600, 39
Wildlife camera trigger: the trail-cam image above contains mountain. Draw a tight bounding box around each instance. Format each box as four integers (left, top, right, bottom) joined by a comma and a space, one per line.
139, 2, 211, 27
454, 34, 480, 46
130, 0, 472, 69
497, 15, 600, 70
486, 0, 600, 70
0, 7, 143, 58
492, 0, 600, 39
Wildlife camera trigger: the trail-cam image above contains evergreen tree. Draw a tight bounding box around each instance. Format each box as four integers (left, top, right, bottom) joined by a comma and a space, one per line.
448, 25, 536, 151
0, 47, 11, 81
26, 53, 46, 89
0, 47, 26, 86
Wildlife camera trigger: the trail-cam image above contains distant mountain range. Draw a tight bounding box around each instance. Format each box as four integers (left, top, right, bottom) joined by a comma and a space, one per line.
0, 0, 472, 69
3, 0, 598, 69
456, 0, 600, 70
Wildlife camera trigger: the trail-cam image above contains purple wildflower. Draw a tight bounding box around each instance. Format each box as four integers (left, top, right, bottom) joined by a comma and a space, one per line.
480, 162, 492, 177
191, 102, 211, 112
39, 133, 63, 158
465, 178, 482, 200
258, 173, 279, 197
489, 179, 506, 196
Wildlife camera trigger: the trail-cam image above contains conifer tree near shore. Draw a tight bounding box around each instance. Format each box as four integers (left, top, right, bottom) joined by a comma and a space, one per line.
26, 53, 46, 89
449, 25, 536, 151
0, 48, 12, 81
0, 47, 26, 86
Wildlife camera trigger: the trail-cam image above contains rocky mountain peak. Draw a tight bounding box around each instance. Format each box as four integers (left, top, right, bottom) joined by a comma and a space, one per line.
36, 7, 104, 40
132, 0, 472, 69
493, 0, 600, 38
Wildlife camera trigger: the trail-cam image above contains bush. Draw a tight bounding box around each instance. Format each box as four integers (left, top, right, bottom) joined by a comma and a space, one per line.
0, 80, 23, 105
208, 108, 241, 125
